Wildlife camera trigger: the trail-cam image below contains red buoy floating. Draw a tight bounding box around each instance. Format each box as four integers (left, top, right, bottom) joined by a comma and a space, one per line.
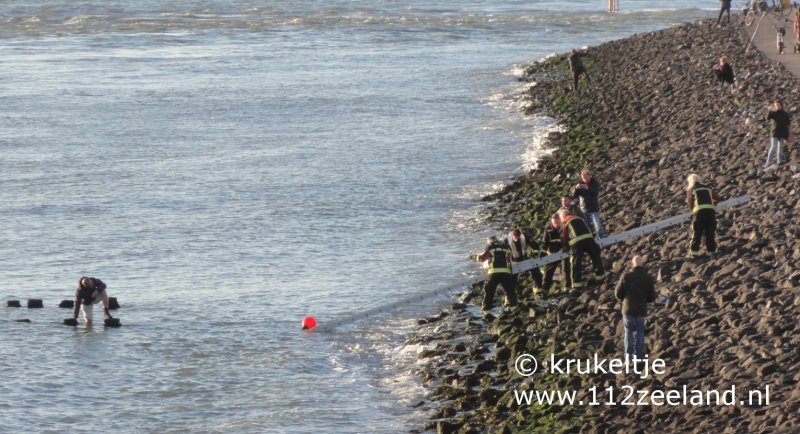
301, 316, 317, 330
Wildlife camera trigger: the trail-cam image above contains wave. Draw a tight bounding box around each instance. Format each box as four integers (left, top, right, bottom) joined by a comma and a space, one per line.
0, 7, 712, 37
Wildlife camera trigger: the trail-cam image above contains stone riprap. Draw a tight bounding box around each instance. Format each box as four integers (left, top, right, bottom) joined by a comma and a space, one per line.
410, 18, 800, 434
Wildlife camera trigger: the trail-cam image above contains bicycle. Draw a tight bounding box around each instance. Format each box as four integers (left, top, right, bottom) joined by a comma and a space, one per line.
744, 0, 792, 25
744, 0, 768, 26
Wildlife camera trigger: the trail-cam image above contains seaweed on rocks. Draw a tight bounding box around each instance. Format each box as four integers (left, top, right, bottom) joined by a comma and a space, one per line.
412, 18, 800, 434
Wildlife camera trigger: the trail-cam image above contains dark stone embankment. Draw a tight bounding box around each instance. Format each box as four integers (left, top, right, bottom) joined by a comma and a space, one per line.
409, 18, 800, 434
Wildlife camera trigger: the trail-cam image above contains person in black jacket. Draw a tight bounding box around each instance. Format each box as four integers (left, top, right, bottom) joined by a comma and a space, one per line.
572, 169, 605, 238
686, 174, 721, 258
568, 49, 591, 92
541, 214, 567, 292
716, 0, 731, 25
557, 210, 605, 289
72, 276, 114, 326
714, 56, 734, 85
614, 256, 656, 359
476, 236, 517, 317
765, 100, 791, 167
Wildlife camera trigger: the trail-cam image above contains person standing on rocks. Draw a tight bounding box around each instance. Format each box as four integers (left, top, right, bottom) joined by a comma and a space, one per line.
556, 210, 605, 289
541, 214, 568, 292
714, 56, 734, 85
506, 228, 544, 290
765, 100, 791, 167
716, 0, 731, 26
568, 49, 591, 92
572, 169, 605, 238
614, 255, 656, 359
72, 276, 114, 326
686, 174, 720, 258
476, 236, 517, 318
560, 195, 586, 222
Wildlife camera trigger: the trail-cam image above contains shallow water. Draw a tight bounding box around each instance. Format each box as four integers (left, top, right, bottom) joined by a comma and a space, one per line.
0, 1, 713, 432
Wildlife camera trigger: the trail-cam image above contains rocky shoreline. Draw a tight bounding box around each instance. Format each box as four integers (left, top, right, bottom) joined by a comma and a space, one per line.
409, 18, 800, 434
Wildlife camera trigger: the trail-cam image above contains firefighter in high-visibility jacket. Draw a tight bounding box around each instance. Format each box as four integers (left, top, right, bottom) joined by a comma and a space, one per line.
557, 209, 606, 289
541, 214, 567, 291
477, 236, 518, 313
686, 174, 720, 258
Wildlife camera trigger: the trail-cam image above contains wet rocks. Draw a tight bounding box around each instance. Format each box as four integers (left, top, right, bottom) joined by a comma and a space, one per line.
412, 18, 800, 434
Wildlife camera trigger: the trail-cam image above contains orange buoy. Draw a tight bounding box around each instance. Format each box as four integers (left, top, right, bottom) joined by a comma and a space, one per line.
301, 316, 317, 330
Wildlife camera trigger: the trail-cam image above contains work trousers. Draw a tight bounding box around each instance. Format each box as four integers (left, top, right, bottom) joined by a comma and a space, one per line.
482, 272, 517, 311
570, 238, 605, 288
689, 209, 717, 255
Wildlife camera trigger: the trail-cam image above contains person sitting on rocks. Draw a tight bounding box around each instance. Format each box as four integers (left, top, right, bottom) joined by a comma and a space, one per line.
556, 210, 605, 289
686, 174, 720, 259
714, 56, 734, 85
568, 49, 591, 92
476, 236, 517, 319
614, 255, 656, 360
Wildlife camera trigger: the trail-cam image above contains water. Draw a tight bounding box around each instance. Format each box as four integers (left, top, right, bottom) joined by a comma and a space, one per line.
0, 1, 712, 433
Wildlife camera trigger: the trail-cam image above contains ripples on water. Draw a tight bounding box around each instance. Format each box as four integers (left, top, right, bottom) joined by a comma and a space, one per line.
0, 1, 711, 432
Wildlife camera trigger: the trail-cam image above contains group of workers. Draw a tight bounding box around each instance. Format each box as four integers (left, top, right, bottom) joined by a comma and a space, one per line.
476, 170, 720, 320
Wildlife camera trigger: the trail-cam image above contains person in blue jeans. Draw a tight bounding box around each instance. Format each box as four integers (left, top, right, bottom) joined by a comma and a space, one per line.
572, 169, 605, 238
614, 255, 656, 359
765, 100, 791, 167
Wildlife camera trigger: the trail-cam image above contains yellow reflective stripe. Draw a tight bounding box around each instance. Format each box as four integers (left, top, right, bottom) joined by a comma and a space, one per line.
566, 218, 592, 245
693, 204, 714, 212
569, 233, 593, 245
693, 188, 714, 213
488, 247, 509, 273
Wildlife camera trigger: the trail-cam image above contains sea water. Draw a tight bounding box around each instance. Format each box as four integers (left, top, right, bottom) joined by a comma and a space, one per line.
0, 1, 712, 432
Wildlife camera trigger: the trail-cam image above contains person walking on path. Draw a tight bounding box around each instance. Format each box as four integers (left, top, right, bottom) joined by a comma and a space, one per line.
716, 0, 731, 26
568, 49, 591, 92
765, 100, 791, 167
476, 236, 517, 318
714, 56, 734, 85
72, 276, 114, 326
686, 174, 720, 259
572, 169, 605, 238
614, 255, 656, 359
556, 210, 605, 289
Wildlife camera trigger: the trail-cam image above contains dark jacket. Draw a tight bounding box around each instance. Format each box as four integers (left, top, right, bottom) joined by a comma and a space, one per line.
73, 277, 107, 318
614, 267, 656, 317
479, 241, 512, 275
560, 215, 594, 247
766, 109, 791, 139
568, 51, 585, 74
542, 222, 563, 253
715, 63, 734, 84
686, 182, 720, 212
572, 177, 601, 213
